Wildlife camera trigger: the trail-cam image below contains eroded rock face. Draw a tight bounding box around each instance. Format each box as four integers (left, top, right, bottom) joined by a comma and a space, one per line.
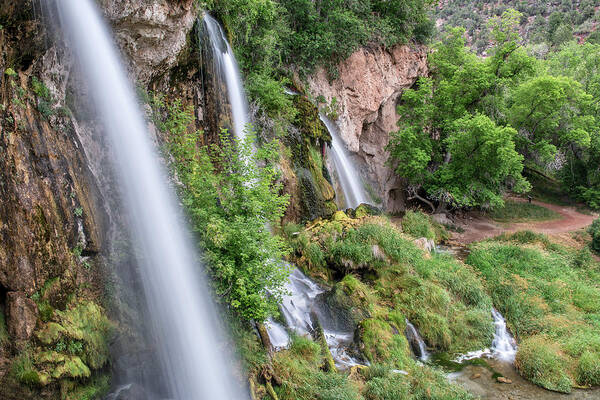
306, 45, 428, 213
6, 292, 38, 342
98, 0, 196, 85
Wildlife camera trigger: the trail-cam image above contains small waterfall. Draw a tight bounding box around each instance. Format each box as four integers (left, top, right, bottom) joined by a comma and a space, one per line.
266, 269, 363, 369
202, 14, 251, 142
320, 115, 370, 209
491, 308, 518, 362
454, 309, 517, 363
405, 319, 430, 361
52, 1, 247, 399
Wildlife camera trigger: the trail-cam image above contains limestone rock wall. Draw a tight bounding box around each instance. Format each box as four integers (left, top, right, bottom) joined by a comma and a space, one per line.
306, 45, 428, 213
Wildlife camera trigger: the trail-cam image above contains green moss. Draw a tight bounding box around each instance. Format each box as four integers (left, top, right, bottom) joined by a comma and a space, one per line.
60, 374, 111, 400
37, 351, 90, 380
293, 96, 331, 144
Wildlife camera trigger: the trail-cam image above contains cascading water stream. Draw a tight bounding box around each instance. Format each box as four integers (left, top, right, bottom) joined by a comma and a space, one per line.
320, 115, 370, 209
405, 319, 430, 361
454, 308, 518, 363
266, 269, 363, 369
52, 1, 247, 398
202, 14, 251, 142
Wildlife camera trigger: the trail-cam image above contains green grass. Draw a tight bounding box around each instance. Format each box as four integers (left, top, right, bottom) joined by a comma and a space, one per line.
467, 232, 600, 392
489, 200, 560, 222
288, 215, 494, 354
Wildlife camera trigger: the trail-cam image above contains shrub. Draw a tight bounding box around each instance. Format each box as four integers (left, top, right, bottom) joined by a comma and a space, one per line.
590, 218, 600, 254
158, 99, 291, 321
401, 210, 435, 240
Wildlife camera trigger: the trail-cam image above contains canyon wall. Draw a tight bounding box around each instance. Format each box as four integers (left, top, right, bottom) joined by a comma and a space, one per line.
306, 45, 428, 213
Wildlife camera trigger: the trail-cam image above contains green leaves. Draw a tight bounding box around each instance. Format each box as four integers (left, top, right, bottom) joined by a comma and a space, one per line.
159, 99, 291, 321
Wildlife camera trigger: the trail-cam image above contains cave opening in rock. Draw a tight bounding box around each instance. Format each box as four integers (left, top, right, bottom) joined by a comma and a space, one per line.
0, 283, 7, 326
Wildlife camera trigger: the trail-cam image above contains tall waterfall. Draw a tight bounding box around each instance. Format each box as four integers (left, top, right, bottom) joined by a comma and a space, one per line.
53, 1, 246, 399
320, 115, 370, 209
202, 14, 251, 142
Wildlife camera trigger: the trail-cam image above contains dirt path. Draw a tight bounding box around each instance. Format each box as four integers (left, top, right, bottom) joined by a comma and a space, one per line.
453, 198, 597, 244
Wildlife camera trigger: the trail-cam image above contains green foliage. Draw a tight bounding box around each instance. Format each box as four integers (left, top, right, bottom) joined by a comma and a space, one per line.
159, 99, 290, 321
388, 22, 532, 210
488, 200, 560, 222
467, 233, 600, 391
31, 76, 54, 119
289, 215, 494, 354
590, 218, 600, 254
12, 350, 41, 387
401, 211, 435, 240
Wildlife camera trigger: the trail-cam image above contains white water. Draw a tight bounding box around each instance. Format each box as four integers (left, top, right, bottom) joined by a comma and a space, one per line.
265, 269, 363, 369
454, 309, 517, 364
203, 14, 251, 142
491, 308, 518, 362
53, 2, 246, 399
321, 115, 370, 209
405, 319, 430, 361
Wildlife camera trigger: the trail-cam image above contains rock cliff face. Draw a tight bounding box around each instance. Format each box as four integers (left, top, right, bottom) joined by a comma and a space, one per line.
0, 1, 200, 397
306, 45, 428, 213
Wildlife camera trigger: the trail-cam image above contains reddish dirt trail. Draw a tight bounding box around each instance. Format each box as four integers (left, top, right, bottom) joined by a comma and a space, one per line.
453, 198, 598, 244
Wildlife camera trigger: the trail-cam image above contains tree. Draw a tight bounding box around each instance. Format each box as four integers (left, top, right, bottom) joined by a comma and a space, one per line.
389, 112, 529, 211
508, 75, 594, 166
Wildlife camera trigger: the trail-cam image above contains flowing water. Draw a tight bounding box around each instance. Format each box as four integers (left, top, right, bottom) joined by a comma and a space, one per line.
202, 14, 251, 142
405, 319, 430, 361
321, 115, 370, 209
266, 269, 363, 369
53, 1, 247, 398
454, 308, 517, 363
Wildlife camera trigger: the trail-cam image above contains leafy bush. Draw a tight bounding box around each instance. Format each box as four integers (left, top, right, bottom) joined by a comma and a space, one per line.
401, 210, 435, 240
590, 218, 600, 254
158, 99, 290, 321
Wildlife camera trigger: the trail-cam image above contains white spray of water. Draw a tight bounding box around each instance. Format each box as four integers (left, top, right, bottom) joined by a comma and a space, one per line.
321, 115, 370, 209
405, 319, 430, 361
265, 269, 363, 369
491, 308, 518, 362
203, 14, 251, 142
53, 1, 247, 398
454, 309, 518, 364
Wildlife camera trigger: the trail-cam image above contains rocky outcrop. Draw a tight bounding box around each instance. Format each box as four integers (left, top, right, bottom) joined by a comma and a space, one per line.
98, 0, 196, 85
306, 45, 428, 213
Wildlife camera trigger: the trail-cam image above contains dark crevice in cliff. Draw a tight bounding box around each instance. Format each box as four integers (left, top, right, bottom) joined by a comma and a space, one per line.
0, 283, 6, 315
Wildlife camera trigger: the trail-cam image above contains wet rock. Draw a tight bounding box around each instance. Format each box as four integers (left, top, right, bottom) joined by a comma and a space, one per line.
497, 376, 513, 384
6, 292, 38, 342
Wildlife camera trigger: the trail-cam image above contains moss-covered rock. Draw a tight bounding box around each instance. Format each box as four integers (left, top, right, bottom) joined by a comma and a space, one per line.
293, 96, 331, 144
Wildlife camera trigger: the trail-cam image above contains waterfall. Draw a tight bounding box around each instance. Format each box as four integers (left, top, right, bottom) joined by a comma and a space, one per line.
202, 14, 251, 142
405, 319, 430, 361
52, 1, 247, 399
320, 115, 370, 209
266, 269, 363, 369
454, 309, 518, 364
491, 308, 518, 362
